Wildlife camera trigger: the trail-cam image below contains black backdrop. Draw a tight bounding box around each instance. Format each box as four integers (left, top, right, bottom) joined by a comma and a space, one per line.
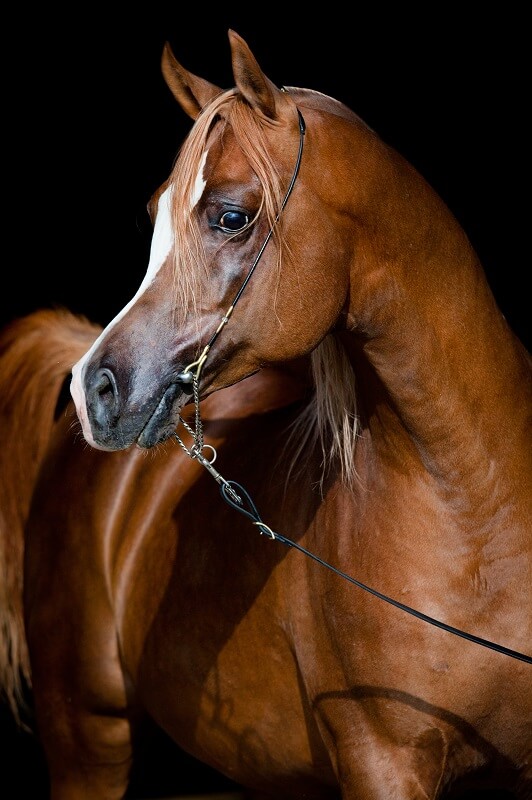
3, 8, 529, 348
3, 7, 529, 798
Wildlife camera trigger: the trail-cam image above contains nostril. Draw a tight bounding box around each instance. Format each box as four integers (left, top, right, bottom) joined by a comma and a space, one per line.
88, 367, 120, 428
93, 368, 116, 401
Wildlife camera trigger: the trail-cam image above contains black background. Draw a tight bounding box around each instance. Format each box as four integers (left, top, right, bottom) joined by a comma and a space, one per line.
3, 6, 529, 797
3, 7, 529, 349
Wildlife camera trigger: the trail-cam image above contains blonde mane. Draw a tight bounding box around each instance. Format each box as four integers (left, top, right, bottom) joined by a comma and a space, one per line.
169, 90, 359, 490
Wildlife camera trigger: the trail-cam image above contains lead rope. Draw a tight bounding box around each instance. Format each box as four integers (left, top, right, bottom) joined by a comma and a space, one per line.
172, 98, 530, 665
173, 378, 531, 665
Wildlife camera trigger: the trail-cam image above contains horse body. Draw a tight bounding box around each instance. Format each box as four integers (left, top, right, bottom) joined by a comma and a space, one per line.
25, 364, 335, 797
1, 29, 530, 799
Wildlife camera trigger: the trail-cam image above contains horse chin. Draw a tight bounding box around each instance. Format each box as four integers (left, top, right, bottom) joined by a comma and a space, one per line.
136, 382, 185, 449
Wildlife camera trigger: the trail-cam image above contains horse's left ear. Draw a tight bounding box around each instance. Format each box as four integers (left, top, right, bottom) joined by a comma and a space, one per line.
228, 29, 293, 121
161, 41, 223, 120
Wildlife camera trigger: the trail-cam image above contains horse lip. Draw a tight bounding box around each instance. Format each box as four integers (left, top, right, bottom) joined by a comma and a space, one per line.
136, 382, 184, 448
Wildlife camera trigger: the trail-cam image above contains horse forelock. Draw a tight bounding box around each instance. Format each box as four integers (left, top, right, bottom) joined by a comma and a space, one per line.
168, 89, 359, 489
167, 90, 285, 328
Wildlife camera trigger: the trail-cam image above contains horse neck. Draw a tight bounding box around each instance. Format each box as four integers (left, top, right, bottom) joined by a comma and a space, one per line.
339, 140, 531, 491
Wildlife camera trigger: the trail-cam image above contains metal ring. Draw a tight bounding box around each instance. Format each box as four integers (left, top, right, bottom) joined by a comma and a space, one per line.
202, 444, 217, 464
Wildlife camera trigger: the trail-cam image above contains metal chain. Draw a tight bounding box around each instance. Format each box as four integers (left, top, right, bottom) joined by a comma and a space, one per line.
174, 376, 204, 457
173, 377, 242, 505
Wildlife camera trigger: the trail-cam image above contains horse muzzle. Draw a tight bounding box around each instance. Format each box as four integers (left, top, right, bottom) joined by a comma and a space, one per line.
77, 363, 189, 450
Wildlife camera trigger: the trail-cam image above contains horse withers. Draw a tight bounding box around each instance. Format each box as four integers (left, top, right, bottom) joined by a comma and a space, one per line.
1, 29, 531, 799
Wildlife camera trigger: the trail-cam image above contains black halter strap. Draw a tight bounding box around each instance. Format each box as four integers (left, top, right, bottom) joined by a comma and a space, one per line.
224, 108, 306, 318
177, 107, 306, 385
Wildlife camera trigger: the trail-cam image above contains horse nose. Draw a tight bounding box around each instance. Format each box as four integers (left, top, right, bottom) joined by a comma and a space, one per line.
86, 367, 120, 428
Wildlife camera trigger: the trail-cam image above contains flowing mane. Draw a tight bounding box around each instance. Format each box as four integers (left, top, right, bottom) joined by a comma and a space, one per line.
168, 88, 359, 488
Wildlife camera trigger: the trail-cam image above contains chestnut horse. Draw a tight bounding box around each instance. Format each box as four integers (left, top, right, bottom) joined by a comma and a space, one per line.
1, 29, 530, 800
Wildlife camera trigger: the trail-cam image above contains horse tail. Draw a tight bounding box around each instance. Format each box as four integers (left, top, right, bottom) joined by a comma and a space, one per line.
0, 308, 101, 723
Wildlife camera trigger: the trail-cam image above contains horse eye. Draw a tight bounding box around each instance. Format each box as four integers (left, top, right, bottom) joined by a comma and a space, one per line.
218, 210, 249, 232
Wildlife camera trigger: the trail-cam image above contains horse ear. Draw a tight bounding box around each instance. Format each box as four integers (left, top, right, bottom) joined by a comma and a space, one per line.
161, 41, 223, 120
228, 29, 289, 121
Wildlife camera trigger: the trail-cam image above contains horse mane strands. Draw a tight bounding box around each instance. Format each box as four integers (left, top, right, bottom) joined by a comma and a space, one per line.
226, 98, 284, 241
285, 334, 360, 494
168, 90, 286, 329
167, 97, 226, 328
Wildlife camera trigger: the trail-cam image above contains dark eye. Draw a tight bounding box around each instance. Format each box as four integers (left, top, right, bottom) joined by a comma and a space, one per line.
218, 210, 250, 233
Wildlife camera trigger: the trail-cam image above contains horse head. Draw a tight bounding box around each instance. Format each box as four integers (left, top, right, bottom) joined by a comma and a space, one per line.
71, 30, 354, 451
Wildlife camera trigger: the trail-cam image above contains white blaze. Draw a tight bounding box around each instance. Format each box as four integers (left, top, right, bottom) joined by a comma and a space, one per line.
70, 151, 209, 444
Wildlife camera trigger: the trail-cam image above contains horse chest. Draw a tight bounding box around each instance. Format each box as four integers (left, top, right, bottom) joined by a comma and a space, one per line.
132, 574, 338, 790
